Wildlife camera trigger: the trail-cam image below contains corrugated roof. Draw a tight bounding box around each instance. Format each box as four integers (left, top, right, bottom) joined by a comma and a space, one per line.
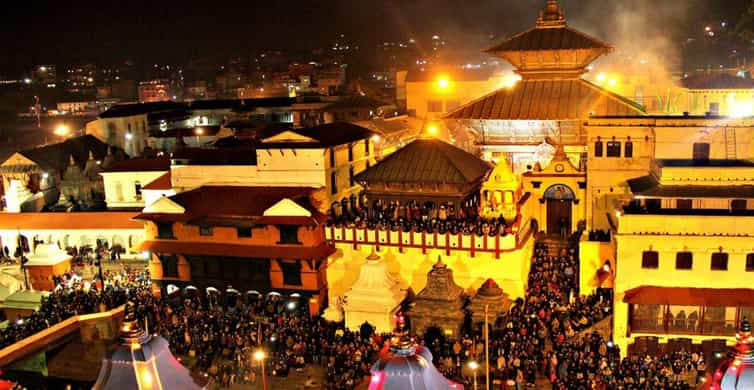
355, 139, 492, 184
445, 79, 645, 120
486, 25, 611, 53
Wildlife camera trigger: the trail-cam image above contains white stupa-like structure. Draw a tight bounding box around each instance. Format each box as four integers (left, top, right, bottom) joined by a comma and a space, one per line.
343, 250, 405, 333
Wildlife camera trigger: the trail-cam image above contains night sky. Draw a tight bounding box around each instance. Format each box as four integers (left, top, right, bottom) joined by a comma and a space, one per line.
0, 0, 750, 71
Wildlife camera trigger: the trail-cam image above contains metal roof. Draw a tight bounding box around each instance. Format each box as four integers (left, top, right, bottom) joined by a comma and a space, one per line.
486, 25, 611, 53
445, 79, 645, 120
355, 139, 492, 184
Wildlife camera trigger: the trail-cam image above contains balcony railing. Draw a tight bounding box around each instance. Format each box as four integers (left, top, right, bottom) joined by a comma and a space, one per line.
326, 216, 532, 259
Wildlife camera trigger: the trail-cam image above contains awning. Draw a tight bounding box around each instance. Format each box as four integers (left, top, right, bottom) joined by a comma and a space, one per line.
138, 240, 336, 259
623, 286, 754, 307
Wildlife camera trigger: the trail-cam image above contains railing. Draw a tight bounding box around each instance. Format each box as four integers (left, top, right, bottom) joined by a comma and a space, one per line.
0, 306, 124, 368
326, 217, 532, 259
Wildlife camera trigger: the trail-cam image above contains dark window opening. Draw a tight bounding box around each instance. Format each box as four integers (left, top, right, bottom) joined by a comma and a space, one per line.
160, 255, 179, 278
364, 139, 370, 156
330, 172, 337, 195
349, 167, 355, 187
135, 181, 142, 200
732, 199, 747, 212
156, 222, 174, 239
747, 254, 754, 272
676, 252, 693, 270
329, 148, 335, 167
199, 226, 213, 236
606, 141, 621, 157
594, 141, 603, 157
348, 144, 354, 162
676, 199, 693, 210
279, 226, 300, 244
280, 260, 302, 286
642, 251, 659, 269
645, 198, 661, 212
237, 227, 252, 238
693, 143, 710, 161
624, 141, 633, 158
711, 253, 729, 271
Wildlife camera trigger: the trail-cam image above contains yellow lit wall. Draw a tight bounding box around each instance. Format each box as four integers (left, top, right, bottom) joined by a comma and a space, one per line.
326, 237, 534, 309
613, 214, 754, 353
406, 76, 503, 120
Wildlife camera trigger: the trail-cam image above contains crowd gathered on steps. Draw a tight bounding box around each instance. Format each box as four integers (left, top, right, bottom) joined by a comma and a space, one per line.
0, 242, 706, 389
328, 199, 515, 236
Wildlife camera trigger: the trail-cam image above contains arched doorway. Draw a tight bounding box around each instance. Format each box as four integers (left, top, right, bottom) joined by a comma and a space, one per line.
544, 184, 575, 236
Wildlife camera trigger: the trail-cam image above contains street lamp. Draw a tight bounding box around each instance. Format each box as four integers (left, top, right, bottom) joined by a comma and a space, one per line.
194, 127, 204, 146
254, 349, 268, 390
468, 360, 479, 390
54, 124, 70, 137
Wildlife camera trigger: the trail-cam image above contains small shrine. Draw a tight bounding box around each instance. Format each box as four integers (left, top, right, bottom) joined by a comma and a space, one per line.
710, 318, 754, 389
469, 279, 509, 325
344, 250, 405, 333
480, 158, 521, 221
24, 243, 72, 291
408, 257, 465, 336
368, 313, 462, 390
93, 302, 206, 390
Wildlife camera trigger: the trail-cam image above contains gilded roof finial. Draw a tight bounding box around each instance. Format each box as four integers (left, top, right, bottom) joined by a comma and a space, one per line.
537, 0, 566, 28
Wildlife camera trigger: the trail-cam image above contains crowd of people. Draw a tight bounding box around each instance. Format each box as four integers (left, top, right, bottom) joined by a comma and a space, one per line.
329, 199, 513, 236
0, 237, 706, 389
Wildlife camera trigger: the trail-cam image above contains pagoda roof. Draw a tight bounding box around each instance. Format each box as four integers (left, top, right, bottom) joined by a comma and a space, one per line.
485, 24, 611, 53
445, 79, 645, 120
355, 139, 492, 185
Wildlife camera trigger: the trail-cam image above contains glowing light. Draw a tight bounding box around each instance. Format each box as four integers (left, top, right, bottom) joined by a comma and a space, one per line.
705, 26, 712, 32
500, 74, 522, 89
42, 172, 49, 179
371, 134, 381, 142
435, 76, 450, 90
23, 78, 31, 84
286, 301, 296, 310
16, 319, 23, 325
730, 101, 754, 118
125, 132, 133, 141
596, 73, 607, 83
195, 127, 204, 135
607, 341, 614, 348
54, 124, 70, 136
427, 124, 439, 136
608, 78, 617, 87
140, 370, 153, 386
253, 350, 266, 361
468, 361, 479, 370
603, 263, 611, 272
40, 66, 47, 72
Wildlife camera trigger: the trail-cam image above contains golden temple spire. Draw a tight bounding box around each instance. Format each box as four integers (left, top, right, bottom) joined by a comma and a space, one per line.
537, 0, 566, 28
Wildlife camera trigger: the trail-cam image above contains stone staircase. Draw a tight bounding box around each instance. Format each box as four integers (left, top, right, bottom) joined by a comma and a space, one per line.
536, 237, 572, 257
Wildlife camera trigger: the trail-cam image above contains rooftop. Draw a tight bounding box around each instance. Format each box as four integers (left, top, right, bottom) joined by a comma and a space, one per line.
142, 172, 171, 190
99, 98, 295, 119
4, 135, 125, 173
628, 175, 754, 199
260, 122, 376, 148
445, 78, 645, 120
355, 138, 492, 184
103, 156, 170, 173
680, 73, 754, 90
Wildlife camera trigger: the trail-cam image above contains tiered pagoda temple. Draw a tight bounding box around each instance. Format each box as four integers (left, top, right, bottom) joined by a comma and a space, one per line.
446, 0, 645, 171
